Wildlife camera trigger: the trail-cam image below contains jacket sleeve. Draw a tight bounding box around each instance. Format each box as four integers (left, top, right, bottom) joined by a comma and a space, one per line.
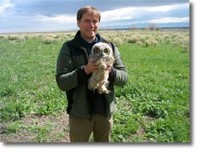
109, 43, 128, 86
56, 43, 87, 91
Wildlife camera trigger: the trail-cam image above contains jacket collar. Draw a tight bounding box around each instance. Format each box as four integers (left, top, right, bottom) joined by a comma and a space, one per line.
68, 30, 109, 48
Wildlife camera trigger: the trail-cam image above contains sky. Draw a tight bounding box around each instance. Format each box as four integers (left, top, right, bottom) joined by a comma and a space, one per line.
0, 0, 189, 33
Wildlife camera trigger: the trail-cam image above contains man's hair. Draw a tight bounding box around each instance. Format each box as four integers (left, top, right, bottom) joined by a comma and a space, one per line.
77, 6, 101, 22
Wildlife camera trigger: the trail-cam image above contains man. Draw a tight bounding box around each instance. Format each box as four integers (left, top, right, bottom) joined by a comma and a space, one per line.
56, 6, 128, 142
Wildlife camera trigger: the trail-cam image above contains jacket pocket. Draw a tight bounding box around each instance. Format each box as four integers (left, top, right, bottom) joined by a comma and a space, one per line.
71, 85, 90, 116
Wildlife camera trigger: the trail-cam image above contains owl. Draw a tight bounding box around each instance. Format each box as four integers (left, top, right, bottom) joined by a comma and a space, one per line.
88, 42, 115, 94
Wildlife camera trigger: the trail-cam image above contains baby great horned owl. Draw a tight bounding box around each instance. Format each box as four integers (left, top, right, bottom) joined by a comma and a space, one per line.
88, 42, 115, 94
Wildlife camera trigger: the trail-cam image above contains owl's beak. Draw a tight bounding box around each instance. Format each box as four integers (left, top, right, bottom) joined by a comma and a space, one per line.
100, 52, 104, 57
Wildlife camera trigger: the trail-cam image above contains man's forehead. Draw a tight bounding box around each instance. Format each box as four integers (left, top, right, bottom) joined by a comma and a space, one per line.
82, 12, 100, 20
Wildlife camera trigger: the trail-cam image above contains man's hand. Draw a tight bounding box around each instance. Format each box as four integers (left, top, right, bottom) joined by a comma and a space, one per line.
84, 58, 98, 75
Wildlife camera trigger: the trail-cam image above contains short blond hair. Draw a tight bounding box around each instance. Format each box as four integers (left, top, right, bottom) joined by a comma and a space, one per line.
77, 6, 101, 22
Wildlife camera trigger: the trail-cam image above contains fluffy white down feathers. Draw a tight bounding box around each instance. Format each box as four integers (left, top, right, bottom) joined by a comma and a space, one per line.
88, 42, 114, 94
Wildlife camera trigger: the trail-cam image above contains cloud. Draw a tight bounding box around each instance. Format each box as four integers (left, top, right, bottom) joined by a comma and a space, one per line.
101, 7, 137, 22
101, 3, 188, 22
29, 14, 77, 31
127, 17, 189, 26
139, 3, 189, 12
34, 14, 76, 24
0, 0, 14, 14
147, 17, 189, 24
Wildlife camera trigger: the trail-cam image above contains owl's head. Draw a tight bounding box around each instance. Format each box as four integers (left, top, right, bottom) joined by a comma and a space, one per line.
91, 42, 113, 58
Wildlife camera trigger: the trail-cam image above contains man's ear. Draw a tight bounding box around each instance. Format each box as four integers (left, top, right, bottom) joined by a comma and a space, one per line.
77, 20, 80, 27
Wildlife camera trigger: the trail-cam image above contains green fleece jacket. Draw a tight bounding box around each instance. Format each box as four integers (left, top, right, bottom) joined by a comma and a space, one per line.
56, 31, 128, 118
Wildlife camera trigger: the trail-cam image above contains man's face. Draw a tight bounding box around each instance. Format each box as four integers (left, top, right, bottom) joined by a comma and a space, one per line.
77, 12, 100, 42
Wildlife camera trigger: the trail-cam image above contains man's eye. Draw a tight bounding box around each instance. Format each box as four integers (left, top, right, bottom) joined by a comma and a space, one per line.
93, 20, 98, 24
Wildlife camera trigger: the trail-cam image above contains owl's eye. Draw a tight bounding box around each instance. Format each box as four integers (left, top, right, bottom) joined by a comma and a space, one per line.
103, 48, 109, 54
93, 47, 100, 54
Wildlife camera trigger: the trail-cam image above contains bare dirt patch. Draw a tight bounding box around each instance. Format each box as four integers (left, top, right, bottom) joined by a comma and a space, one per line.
0, 112, 70, 143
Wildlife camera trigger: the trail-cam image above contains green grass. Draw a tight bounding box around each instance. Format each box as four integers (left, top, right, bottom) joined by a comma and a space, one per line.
0, 37, 66, 121
113, 42, 190, 142
0, 30, 190, 142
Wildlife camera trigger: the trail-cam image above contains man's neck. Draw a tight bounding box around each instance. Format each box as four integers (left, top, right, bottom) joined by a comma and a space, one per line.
80, 35, 96, 43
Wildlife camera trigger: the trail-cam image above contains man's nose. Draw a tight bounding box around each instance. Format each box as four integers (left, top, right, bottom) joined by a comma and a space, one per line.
89, 21, 95, 27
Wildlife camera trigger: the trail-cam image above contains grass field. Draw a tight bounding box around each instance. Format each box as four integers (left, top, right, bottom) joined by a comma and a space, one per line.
0, 29, 190, 142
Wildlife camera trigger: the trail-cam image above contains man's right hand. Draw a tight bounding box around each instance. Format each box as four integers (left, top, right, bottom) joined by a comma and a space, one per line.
84, 58, 98, 75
